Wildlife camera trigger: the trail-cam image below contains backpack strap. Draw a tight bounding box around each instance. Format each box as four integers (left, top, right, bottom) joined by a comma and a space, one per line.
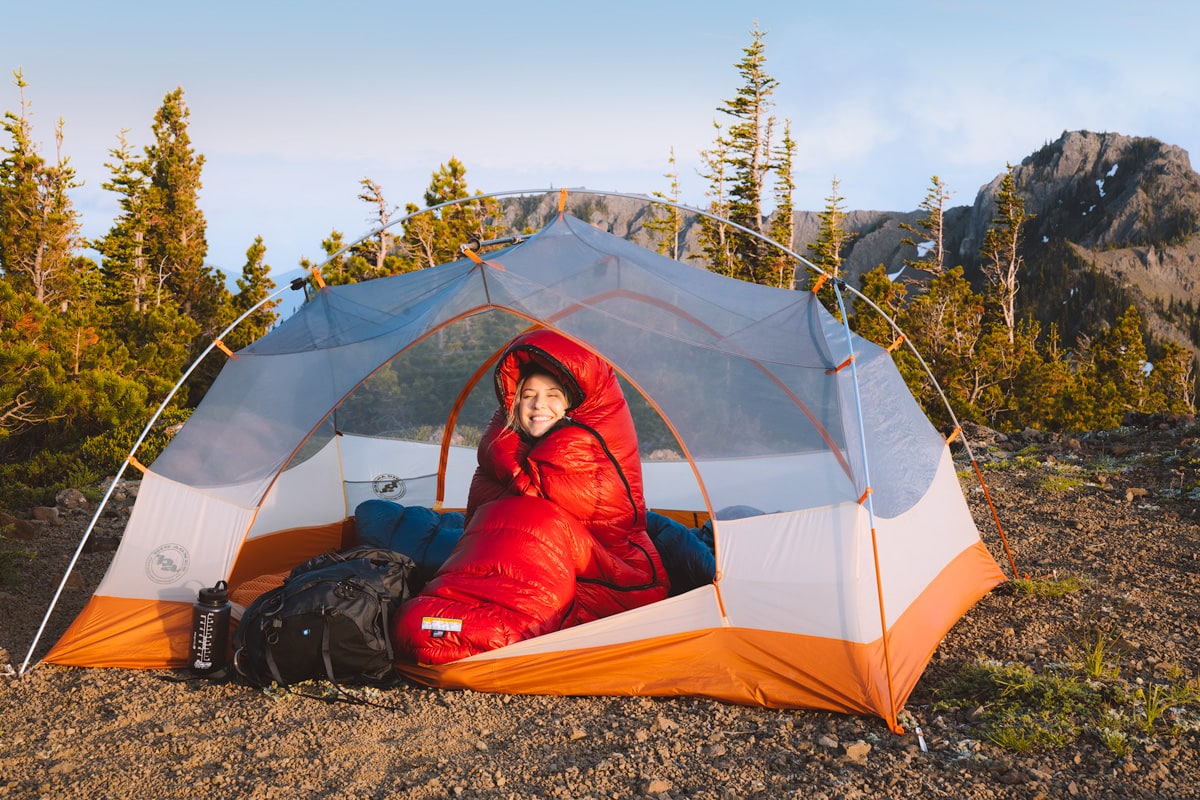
265, 639, 286, 686
320, 618, 337, 685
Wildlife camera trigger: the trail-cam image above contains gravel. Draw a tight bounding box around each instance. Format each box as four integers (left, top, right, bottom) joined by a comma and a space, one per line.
2, 417, 1198, 799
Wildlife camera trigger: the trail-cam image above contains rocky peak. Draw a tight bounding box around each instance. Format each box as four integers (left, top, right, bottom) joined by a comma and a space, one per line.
959, 130, 1200, 258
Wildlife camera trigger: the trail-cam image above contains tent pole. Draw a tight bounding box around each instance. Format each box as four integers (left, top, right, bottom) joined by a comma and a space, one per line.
830, 279, 902, 734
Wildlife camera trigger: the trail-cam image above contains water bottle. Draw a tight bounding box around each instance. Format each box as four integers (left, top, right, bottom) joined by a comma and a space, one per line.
190, 580, 231, 676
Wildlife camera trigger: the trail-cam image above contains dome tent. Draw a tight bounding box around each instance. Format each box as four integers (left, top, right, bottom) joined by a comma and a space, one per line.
32, 190, 1006, 733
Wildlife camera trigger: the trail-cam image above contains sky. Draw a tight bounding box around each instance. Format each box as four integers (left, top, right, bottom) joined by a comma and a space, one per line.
5, 0, 1199, 290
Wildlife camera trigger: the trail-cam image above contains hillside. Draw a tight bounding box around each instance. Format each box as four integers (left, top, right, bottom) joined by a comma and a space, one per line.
818, 131, 1200, 363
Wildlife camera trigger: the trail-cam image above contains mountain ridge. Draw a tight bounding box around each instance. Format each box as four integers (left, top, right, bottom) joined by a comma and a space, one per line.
504, 130, 1200, 364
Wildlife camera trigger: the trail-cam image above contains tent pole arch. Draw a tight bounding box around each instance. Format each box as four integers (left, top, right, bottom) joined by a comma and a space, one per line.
320, 185, 985, 463
319, 187, 1016, 578
19, 280, 309, 675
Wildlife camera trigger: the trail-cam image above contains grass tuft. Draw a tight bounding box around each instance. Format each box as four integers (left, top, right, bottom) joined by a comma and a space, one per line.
1010, 574, 1089, 597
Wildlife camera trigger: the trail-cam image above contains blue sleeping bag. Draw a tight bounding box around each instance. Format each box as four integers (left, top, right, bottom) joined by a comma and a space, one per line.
645, 512, 716, 596
353, 500, 465, 592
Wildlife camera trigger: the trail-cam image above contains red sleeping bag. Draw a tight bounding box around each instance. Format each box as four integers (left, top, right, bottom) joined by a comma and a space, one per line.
392, 329, 669, 664
392, 495, 590, 665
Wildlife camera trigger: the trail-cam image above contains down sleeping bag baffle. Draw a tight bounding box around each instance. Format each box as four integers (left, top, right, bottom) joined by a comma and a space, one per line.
393, 329, 670, 664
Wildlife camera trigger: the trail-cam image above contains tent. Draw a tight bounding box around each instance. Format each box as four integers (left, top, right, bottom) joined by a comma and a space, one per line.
36, 191, 1007, 732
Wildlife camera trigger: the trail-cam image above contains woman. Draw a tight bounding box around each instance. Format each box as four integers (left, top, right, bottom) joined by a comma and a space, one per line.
393, 329, 669, 664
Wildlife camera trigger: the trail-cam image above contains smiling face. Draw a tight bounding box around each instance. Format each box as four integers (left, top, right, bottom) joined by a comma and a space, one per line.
516, 371, 569, 438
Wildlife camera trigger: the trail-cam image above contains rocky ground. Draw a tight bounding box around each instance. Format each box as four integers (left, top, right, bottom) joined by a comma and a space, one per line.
1, 416, 1199, 800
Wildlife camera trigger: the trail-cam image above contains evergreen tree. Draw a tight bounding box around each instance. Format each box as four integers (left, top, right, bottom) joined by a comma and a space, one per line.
400, 158, 502, 271
899, 176, 951, 277
806, 178, 853, 317
182, 236, 279, 407
712, 22, 780, 285
693, 123, 735, 277
643, 147, 685, 260
980, 164, 1029, 343
1089, 305, 1150, 426
1007, 323, 1077, 431
897, 266, 985, 424
225, 236, 278, 349
303, 229, 366, 287
357, 178, 399, 278
0, 70, 83, 307
0, 278, 74, 451
96, 131, 153, 308
766, 121, 796, 288
142, 87, 229, 343
95, 124, 200, 405
854, 264, 910, 350
975, 318, 1041, 429
1145, 340, 1196, 414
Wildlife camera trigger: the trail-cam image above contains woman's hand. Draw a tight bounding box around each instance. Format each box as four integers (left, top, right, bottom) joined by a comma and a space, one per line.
480, 412, 536, 494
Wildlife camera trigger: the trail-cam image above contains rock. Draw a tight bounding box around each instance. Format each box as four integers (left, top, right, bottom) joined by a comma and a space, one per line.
82, 536, 119, 553
818, 734, 839, 748
55, 488, 88, 509
31, 507, 60, 525
1125, 487, 1149, 503
645, 778, 673, 794
844, 740, 871, 763
654, 714, 679, 732
998, 769, 1027, 785
1, 515, 41, 541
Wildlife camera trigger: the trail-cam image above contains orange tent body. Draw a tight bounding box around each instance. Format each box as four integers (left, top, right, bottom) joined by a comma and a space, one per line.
42, 207, 1005, 732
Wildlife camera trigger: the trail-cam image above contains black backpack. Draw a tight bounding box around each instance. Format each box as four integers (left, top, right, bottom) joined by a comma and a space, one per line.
232, 545, 415, 687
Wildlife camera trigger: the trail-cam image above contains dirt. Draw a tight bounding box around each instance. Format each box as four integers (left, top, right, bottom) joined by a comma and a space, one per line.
2, 416, 1199, 799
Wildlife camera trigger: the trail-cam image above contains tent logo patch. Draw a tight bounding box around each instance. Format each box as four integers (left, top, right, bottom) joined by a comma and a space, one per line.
145, 543, 190, 584
372, 473, 407, 500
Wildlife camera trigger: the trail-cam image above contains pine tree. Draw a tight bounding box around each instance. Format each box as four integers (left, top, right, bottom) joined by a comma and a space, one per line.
95, 122, 200, 405
142, 87, 228, 342
766, 121, 796, 288
1089, 305, 1151, 427
642, 148, 685, 259
0, 69, 83, 308
713, 22, 779, 285
400, 158, 502, 271
0, 278, 73, 451
899, 176, 951, 277
1145, 340, 1196, 414
1007, 323, 1075, 430
897, 266, 985, 424
806, 178, 853, 317
225, 236, 278, 349
303, 229, 364, 287
854, 264, 909, 350
693, 124, 736, 277
980, 165, 1029, 343
357, 178, 399, 278
96, 131, 153, 308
